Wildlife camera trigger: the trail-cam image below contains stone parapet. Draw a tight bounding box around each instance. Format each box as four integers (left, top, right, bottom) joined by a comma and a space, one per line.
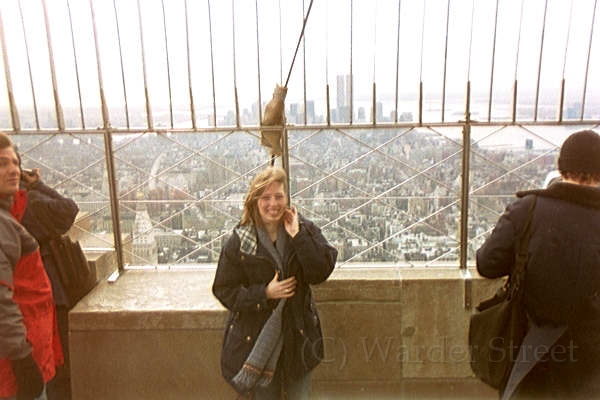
69, 267, 499, 399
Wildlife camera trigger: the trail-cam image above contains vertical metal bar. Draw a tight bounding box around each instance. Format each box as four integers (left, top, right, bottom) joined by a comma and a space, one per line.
487, 0, 499, 123
207, 0, 217, 127
459, 80, 471, 270
89, 0, 124, 273
282, 127, 290, 204
278, 0, 283, 84
466, 0, 475, 81
419, 0, 426, 126
184, 0, 196, 129
112, 0, 130, 129
534, 0, 549, 122
41, 0, 65, 131
325, 1, 330, 126
66, 0, 85, 129
349, 0, 353, 124
441, 0, 450, 123
512, 80, 518, 124
136, 0, 153, 130
326, 84, 331, 125
372, 83, 376, 125
582, 0, 598, 120
372, 0, 377, 125
255, 0, 263, 123
89, 0, 110, 128
0, 9, 20, 132
394, 0, 401, 123
512, 0, 525, 123
419, 81, 423, 126
231, 0, 240, 127
160, 0, 174, 128
302, 0, 307, 125
559, 0, 574, 122
17, 0, 39, 130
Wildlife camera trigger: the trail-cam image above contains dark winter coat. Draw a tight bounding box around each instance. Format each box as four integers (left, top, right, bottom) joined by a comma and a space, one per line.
476, 182, 600, 398
212, 216, 337, 390
20, 181, 79, 306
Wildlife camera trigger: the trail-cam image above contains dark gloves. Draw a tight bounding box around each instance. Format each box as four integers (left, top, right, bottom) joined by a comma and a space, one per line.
11, 354, 44, 400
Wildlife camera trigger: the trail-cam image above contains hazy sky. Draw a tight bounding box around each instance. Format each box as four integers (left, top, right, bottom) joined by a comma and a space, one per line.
0, 0, 598, 125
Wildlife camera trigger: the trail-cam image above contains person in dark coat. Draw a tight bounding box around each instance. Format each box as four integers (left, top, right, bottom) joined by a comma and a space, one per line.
212, 166, 337, 399
476, 130, 600, 398
18, 166, 78, 400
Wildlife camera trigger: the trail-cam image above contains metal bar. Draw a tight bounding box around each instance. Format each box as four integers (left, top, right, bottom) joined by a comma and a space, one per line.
419, 81, 423, 126
41, 0, 65, 131
112, 0, 130, 129
372, 83, 376, 125
0, 8, 20, 132
459, 80, 471, 270
512, 80, 518, 123
66, 0, 85, 129
282, 127, 290, 204
534, 0, 549, 122
512, 0, 525, 123
441, 0, 450, 123
466, 0, 475, 81
371, 0, 377, 125
231, 0, 240, 127
419, 1, 426, 125
136, 0, 153, 130
559, 0, 574, 122
184, 0, 196, 129
17, 0, 39, 130
279, 0, 283, 84
89, 0, 124, 272
161, 0, 174, 128
255, 0, 263, 123
349, 0, 353, 124
582, 0, 598, 120
302, 0, 307, 125
207, 0, 217, 127
488, 0, 499, 122
394, 0, 401, 123
326, 84, 330, 125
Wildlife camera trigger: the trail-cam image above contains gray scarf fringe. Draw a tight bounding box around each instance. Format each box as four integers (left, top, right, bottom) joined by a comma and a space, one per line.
231, 225, 289, 393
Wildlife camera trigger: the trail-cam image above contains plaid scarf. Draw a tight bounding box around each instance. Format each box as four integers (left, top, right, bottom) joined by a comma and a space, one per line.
231, 224, 289, 393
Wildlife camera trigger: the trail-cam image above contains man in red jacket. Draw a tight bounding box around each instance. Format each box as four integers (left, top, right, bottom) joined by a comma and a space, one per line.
0, 132, 62, 400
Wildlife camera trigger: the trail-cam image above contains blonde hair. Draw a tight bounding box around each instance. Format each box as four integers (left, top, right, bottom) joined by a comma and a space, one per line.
241, 167, 288, 226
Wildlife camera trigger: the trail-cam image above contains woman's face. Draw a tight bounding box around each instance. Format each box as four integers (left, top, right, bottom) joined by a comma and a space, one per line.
257, 182, 287, 227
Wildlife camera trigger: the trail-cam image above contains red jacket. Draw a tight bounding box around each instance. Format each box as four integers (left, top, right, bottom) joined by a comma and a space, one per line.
0, 190, 63, 397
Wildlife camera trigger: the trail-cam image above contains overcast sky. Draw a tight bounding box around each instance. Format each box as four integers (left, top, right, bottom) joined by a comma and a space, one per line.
0, 0, 598, 125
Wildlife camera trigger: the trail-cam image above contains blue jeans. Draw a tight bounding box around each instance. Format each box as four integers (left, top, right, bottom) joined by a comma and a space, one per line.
253, 370, 312, 400
1, 385, 47, 400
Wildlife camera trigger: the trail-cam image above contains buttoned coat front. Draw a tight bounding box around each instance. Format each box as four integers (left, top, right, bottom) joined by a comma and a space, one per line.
212, 216, 337, 390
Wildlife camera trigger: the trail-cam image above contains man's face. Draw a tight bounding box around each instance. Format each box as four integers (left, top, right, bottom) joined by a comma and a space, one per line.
0, 147, 20, 198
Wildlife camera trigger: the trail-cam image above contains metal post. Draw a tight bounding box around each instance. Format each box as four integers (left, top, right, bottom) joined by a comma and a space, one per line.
459, 80, 472, 270
0, 8, 20, 132
90, 0, 125, 274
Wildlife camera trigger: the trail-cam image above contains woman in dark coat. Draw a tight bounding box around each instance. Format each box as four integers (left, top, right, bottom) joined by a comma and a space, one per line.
476, 130, 600, 399
212, 167, 337, 399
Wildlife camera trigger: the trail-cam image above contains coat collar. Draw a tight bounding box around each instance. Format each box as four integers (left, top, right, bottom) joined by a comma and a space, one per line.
235, 224, 258, 255
517, 182, 600, 210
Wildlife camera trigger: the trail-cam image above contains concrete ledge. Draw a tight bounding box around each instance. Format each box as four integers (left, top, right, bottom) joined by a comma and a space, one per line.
69, 267, 502, 399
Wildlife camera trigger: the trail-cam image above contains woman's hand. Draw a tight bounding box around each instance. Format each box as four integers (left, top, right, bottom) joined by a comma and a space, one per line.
283, 205, 299, 238
265, 271, 297, 299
